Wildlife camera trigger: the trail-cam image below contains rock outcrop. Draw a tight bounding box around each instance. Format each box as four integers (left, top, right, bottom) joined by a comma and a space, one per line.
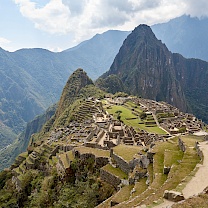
163, 190, 185, 202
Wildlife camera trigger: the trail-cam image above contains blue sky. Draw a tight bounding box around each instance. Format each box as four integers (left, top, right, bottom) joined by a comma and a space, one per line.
1, 0, 208, 52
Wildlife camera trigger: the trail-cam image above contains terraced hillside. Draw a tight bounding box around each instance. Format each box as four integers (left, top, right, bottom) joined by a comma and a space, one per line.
0, 69, 207, 207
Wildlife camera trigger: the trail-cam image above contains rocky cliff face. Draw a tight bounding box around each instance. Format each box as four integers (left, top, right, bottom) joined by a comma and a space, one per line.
101, 25, 187, 112
99, 24, 208, 122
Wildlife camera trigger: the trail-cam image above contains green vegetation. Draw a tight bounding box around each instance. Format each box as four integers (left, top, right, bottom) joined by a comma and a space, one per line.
164, 150, 183, 168
95, 75, 126, 94
0, 156, 115, 207
113, 92, 129, 98
132, 178, 148, 198
113, 144, 142, 162
111, 185, 134, 203
74, 146, 110, 158
0, 123, 17, 151
105, 104, 167, 134
115, 137, 201, 207
102, 164, 128, 179
0, 104, 56, 171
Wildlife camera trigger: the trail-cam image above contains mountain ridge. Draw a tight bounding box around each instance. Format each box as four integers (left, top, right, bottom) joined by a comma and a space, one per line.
0, 30, 129, 150
152, 15, 208, 61
97, 24, 208, 122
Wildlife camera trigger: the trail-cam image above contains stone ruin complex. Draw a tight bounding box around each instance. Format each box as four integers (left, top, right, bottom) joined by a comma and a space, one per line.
11, 96, 206, 202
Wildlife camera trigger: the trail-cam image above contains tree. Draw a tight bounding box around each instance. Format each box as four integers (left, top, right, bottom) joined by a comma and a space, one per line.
140, 112, 147, 120
115, 110, 122, 121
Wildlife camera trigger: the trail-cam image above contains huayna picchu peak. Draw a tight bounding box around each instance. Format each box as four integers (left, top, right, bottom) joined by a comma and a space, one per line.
97, 24, 208, 123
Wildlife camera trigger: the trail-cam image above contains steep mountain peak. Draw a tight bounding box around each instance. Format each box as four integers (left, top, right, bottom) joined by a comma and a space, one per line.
134, 24, 152, 33
100, 24, 187, 112
130, 24, 160, 43
56, 68, 93, 117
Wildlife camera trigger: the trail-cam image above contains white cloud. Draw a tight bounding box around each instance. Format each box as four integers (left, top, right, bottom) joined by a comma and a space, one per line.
0, 37, 11, 47
184, 0, 208, 17
13, 0, 208, 46
14, 0, 71, 34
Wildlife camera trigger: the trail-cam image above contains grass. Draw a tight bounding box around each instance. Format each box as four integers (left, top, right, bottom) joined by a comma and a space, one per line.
74, 146, 110, 157
164, 150, 183, 168
111, 185, 134, 203
113, 144, 142, 162
105, 104, 166, 134
102, 164, 128, 179
132, 178, 148, 198
18, 152, 28, 158
59, 153, 70, 169
180, 135, 204, 146
137, 137, 201, 207
49, 156, 58, 167
67, 151, 74, 161
116, 137, 199, 207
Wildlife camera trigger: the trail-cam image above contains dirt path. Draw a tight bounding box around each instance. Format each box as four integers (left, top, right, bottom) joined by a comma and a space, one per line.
152, 141, 208, 208
151, 199, 174, 208
182, 141, 208, 198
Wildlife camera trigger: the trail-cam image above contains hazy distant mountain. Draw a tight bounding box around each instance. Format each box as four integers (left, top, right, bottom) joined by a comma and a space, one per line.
152, 15, 208, 61
0, 30, 129, 150
97, 24, 208, 123
63, 30, 130, 78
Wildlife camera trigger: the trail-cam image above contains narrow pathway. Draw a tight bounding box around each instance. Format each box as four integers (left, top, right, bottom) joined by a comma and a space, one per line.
150, 199, 174, 208
151, 111, 170, 135
152, 141, 208, 208
182, 141, 208, 198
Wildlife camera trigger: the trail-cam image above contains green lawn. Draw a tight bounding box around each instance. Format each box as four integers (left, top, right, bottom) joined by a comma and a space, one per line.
164, 150, 183, 168
111, 185, 134, 203
105, 105, 167, 134
113, 144, 142, 162
180, 135, 204, 146
102, 164, 128, 179
74, 146, 110, 157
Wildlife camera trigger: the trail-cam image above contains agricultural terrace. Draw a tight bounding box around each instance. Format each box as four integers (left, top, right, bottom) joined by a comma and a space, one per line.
102, 164, 128, 179
104, 103, 167, 134
113, 144, 142, 162
74, 146, 110, 158
115, 136, 202, 207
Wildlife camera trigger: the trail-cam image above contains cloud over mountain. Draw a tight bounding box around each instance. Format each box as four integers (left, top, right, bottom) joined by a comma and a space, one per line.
13, 0, 208, 45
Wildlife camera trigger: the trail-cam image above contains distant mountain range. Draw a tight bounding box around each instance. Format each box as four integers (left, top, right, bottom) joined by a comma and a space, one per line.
0, 30, 129, 150
1, 14, 208, 169
97, 24, 208, 123
152, 15, 208, 61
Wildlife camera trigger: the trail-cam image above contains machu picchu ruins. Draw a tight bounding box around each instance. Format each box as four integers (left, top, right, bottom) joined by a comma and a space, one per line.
10, 95, 208, 207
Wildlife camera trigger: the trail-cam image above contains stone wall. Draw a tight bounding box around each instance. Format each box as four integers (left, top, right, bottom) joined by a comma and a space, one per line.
12, 176, 22, 192
95, 129, 105, 143
111, 151, 130, 174
104, 140, 116, 149
147, 151, 155, 163
59, 144, 77, 152
80, 153, 95, 161
178, 138, 186, 152
85, 142, 108, 150
73, 148, 109, 169
163, 190, 184, 202
195, 142, 203, 160
100, 168, 121, 190
49, 146, 60, 158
